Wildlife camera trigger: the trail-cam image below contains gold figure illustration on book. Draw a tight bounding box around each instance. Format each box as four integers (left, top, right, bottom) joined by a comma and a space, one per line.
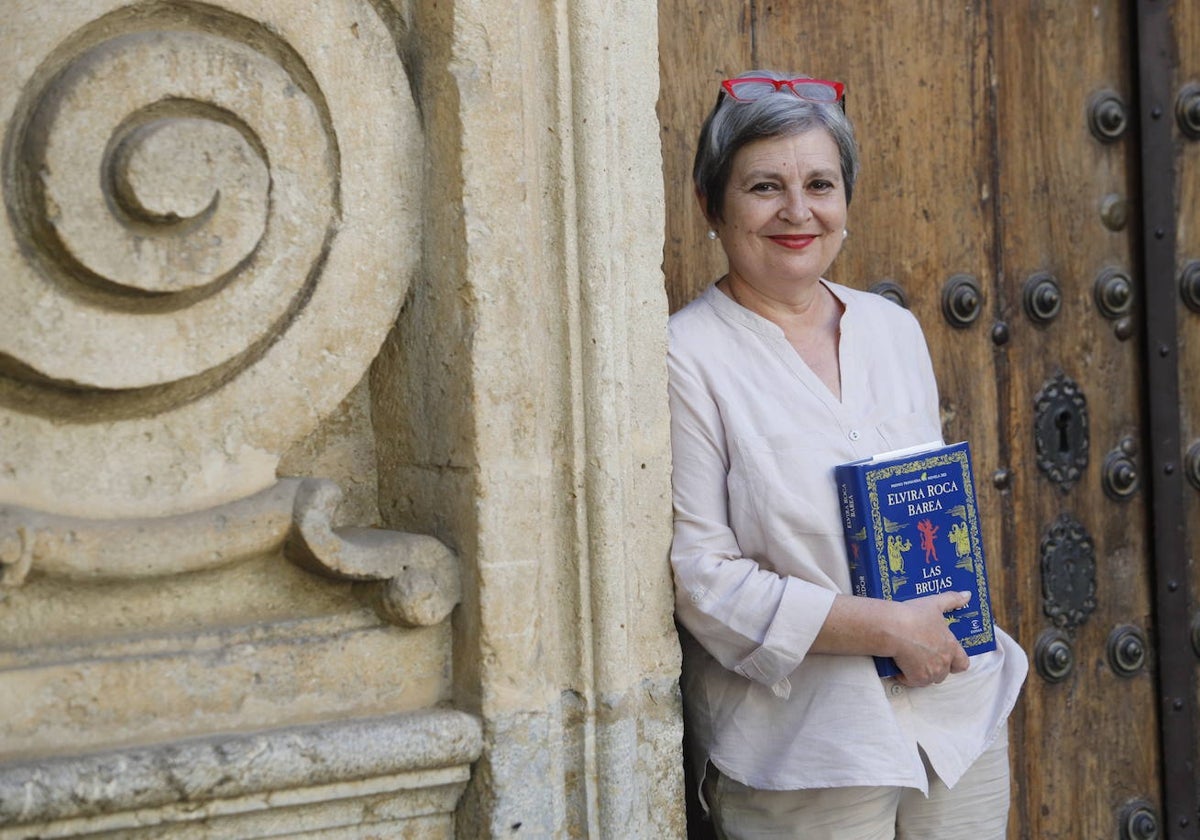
886, 533, 910, 591
946, 505, 975, 572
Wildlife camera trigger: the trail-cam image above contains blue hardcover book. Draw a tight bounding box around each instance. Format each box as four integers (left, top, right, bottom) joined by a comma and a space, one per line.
834, 440, 996, 678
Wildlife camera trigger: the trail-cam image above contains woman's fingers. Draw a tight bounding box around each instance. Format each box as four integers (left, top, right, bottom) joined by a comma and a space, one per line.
891, 592, 972, 686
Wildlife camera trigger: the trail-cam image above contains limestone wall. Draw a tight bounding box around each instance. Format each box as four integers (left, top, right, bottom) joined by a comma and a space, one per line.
0, 1, 682, 837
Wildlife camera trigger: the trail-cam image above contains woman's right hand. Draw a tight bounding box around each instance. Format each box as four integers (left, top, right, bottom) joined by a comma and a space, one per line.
887, 590, 972, 687
813, 589, 972, 685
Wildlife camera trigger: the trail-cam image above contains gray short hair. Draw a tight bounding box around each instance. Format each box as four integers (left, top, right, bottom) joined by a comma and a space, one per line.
692, 70, 860, 223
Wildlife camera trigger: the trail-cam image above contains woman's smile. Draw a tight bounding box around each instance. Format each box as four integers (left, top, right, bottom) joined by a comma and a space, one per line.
712, 129, 848, 299
767, 233, 818, 249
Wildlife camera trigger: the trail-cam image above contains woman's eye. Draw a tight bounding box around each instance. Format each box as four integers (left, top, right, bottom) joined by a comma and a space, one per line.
750, 182, 779, 193
810, 180, 834, 192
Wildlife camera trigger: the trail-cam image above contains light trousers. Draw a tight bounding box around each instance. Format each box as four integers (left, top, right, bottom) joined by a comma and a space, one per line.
707, 725, 1011, 840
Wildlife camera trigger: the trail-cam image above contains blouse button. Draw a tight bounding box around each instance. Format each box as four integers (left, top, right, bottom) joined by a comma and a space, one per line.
890, 683, 903, 696
849, 429, 861, 441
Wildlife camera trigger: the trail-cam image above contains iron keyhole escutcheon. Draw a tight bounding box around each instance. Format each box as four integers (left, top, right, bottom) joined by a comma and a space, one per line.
1034, 373, 1089, 492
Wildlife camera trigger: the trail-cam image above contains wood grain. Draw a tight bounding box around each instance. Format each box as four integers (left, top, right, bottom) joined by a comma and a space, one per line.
657, 3, 1176, 838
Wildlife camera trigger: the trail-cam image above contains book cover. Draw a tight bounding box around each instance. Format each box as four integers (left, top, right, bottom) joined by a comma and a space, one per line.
835, 440, 996, 678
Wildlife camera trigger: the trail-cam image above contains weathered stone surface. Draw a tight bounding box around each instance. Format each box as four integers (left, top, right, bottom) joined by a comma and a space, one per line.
0, 481, 296, 585
0, 0, 684, 836
372, 0, 684, 834
0, 603, 453, 761
286, 477, 462, 627
0, 473, 462, 633
0, 711, 481, 837
0, 0, 421, 520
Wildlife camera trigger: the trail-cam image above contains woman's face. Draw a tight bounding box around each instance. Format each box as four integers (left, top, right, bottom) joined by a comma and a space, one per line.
712, 128, 848, 296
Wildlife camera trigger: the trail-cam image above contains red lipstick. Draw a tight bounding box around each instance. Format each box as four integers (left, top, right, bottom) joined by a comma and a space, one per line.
769, 234, 816, 250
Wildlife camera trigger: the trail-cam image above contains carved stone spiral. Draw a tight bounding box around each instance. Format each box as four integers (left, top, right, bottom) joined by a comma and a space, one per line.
7, 9, 335, 392
0, 2, 420, 520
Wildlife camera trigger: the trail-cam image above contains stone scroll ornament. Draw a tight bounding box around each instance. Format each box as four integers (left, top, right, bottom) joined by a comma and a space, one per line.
0, 2, 454, 620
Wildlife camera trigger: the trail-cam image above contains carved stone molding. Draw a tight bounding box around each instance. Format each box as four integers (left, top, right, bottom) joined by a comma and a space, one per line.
0, 477, 459, 627
0, 710, 483, 837
0, 481, 296, 585
286, 479, 462, 628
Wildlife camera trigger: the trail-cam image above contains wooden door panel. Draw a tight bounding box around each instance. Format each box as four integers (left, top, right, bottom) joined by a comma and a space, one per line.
988, 4, 1160, 838
657, 4, 751, 314
656, 3, 1178, 838
751, 2, 1002, 459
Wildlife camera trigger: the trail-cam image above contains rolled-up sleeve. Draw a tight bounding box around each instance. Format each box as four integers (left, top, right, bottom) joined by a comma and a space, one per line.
668, 344, 836, 696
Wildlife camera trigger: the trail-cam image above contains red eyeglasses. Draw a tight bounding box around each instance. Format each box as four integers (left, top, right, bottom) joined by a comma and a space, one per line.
721, 77, 846, 104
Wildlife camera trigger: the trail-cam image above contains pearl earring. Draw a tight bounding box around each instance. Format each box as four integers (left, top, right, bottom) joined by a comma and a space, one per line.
842, 229, 849, 238
707, 229, 718, 240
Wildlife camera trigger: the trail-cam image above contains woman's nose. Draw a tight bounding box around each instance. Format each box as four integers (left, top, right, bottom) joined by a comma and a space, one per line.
778, 190, 813, 222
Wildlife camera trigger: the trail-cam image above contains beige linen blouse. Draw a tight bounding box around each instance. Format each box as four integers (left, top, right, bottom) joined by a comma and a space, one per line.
669, 281, 1027, 795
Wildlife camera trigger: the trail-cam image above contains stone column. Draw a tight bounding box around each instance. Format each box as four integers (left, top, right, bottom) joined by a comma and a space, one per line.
374, 0, 684, 837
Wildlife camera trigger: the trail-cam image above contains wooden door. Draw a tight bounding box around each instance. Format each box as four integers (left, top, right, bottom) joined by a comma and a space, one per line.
657, 3, 1198, 838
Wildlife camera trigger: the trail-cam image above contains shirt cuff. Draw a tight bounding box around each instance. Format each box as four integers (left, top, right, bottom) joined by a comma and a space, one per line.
732, 577, 837, 696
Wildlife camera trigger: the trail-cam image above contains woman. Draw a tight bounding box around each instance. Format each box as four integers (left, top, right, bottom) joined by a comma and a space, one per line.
668, 70, 1027, 840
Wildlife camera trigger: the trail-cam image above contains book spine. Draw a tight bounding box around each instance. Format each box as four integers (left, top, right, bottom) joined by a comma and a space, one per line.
835, 464, 876, 601
837, 464, 901, 678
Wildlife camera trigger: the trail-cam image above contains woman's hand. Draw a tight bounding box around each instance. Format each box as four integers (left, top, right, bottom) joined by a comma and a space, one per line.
887, 590, 972, 687
813, 589, 972, 686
